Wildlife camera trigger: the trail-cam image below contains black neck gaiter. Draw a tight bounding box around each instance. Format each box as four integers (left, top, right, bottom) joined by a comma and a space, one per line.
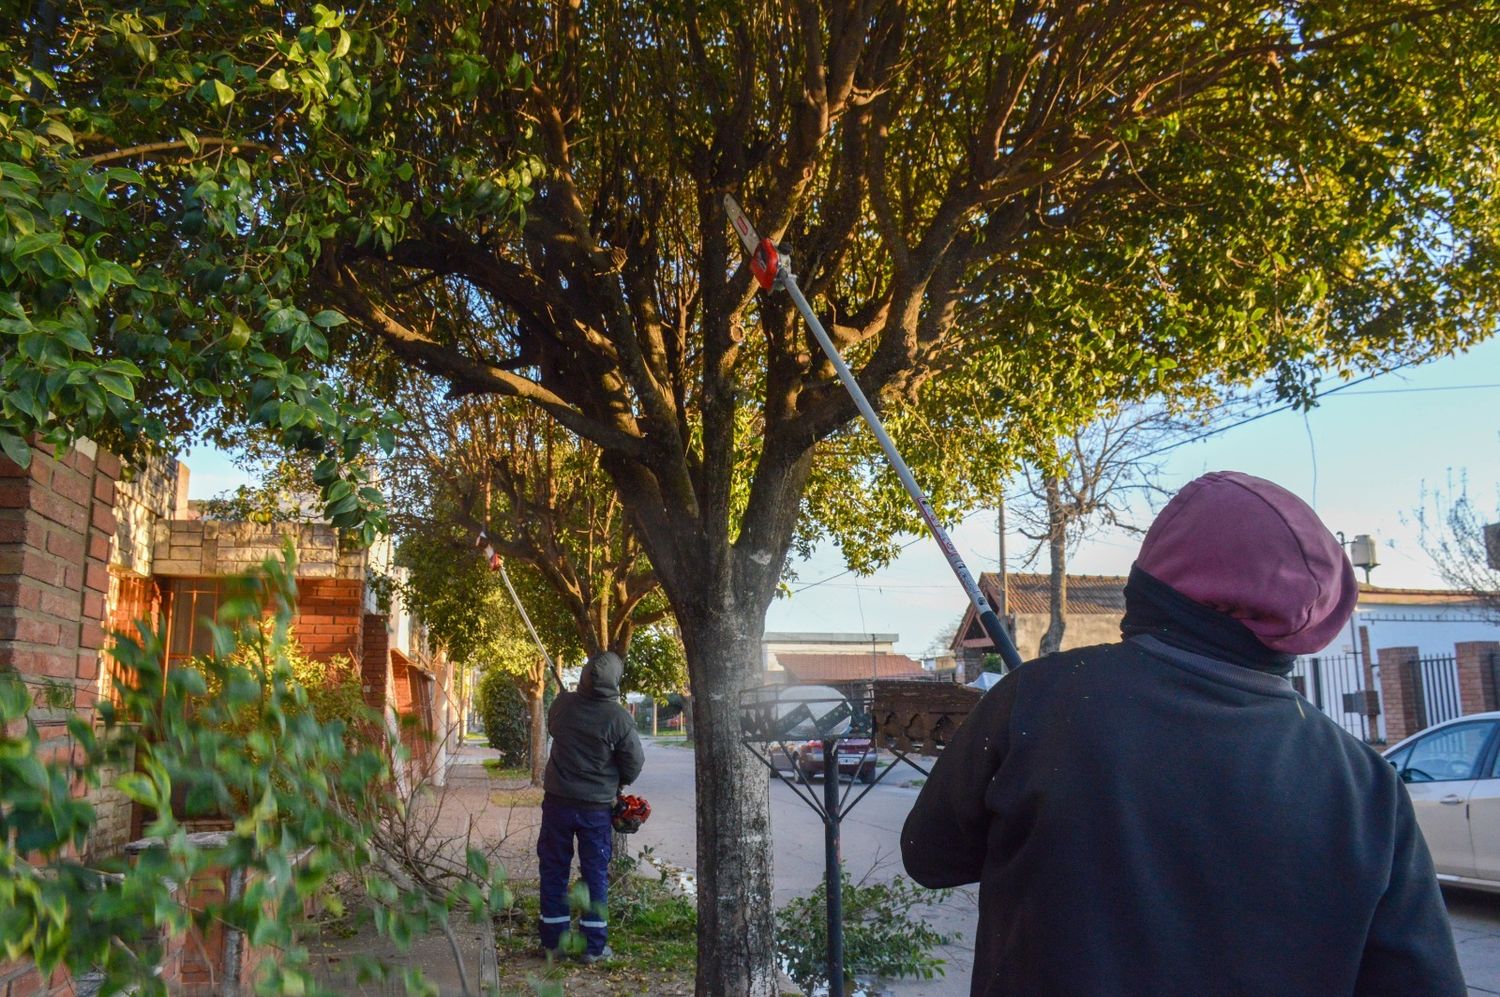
1120, 565, 1295, 676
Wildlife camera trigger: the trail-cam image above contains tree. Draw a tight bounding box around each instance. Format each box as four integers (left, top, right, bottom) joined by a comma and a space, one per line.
20, 5, 1500, 990
391, 379, 667, 656
314, 8, 1500, 988
1418, 461, 1500, 623
624, 622, 690, 735
397, 518, 579, 786
1010, 404, 1201, 655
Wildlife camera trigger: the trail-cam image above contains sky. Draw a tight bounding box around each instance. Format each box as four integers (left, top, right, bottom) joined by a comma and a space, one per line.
181, 336, 1500, 659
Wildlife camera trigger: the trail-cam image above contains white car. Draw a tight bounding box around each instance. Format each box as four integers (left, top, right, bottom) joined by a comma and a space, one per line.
1383, 712, 1500, 893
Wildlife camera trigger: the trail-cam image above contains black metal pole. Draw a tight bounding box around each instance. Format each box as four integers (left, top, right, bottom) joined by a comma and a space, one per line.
823, 737, 845, 997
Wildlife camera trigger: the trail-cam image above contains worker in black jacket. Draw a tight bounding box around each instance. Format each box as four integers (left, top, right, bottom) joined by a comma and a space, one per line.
537, 650, 644, 963
903, 471, 1465, 996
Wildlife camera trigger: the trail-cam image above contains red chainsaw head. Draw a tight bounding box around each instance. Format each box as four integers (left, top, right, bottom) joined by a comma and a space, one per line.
750, 238, 779, 291
612, 793, 651, 834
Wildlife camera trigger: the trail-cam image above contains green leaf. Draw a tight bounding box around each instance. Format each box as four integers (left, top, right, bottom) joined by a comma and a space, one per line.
0, 162, 40, 185
57, 326, 92, 352
179, 128, 201, 155
53, 244, 87, 277
115, 772, 158, 806
95, 372, 135, 400
226, 316, 253, 351
13, 232, 59, 256
268, 68, 291, 90
42, 120, 75, 146
0, 431, 31, 469
213, 80, 235, 106
310, 310, 347, 328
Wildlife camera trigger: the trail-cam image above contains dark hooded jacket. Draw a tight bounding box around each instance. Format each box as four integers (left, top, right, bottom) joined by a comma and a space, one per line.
543, 651, 645, 809
902, 472, 1464, 996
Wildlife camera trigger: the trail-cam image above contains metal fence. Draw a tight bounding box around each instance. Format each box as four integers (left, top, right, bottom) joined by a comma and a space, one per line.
1289, 654, 1376, 741
1410, 653, 1463, 730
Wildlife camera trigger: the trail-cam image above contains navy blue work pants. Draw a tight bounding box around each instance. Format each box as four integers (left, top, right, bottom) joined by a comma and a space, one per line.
537, 801, 612, 954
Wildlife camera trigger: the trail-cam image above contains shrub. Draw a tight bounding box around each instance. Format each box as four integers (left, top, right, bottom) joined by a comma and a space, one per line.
478, 668, 531, 764
0, 551, 513, 995
776, 873, 952, 993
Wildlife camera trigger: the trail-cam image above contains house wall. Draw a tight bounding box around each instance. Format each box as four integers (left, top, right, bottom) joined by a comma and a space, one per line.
151, 520, 364, 579
1012, 612, 1122, 660
1309, 602, 1500, 660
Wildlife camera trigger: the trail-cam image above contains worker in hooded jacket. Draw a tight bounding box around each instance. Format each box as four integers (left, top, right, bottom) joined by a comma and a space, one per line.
537, 650, 644, 963
902, 471, 1465, 996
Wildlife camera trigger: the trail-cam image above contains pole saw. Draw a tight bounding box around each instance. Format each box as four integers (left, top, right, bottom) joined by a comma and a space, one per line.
724, 195, 1023, 672
474, 531, 568, 689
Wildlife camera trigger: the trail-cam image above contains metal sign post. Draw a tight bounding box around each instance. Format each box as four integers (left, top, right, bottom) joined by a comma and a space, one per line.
739, 686, 941, 996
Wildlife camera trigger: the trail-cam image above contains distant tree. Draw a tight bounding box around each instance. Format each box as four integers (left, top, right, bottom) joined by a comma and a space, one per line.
1417, 462, 1500, 623
1011, 404, 1205, 656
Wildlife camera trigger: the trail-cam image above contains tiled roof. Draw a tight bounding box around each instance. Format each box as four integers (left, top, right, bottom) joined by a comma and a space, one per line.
777, 652, 927, 683
977, 572, 1128, 615
1354, 584, 1499, 606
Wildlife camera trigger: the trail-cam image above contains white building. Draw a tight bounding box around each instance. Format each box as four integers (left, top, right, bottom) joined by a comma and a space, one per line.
761, 631, 898, 679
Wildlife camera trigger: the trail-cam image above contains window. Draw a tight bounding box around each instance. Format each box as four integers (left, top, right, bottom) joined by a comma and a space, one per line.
1400, 722, 1496, 783
165, 579, 223, 671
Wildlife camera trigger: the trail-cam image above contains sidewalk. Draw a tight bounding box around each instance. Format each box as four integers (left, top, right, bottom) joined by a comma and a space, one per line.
309, 743, 544, 995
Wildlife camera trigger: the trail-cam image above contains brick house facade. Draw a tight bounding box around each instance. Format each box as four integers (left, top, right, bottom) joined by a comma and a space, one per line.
0, 445, 455, 996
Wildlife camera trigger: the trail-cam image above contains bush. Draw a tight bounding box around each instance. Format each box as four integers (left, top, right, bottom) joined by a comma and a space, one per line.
0, 551, 514, 995
478, 668, 531, 765
776, 873, 952, 993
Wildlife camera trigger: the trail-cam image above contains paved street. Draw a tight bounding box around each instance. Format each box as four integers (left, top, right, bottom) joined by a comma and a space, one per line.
629, 738, 1500, 995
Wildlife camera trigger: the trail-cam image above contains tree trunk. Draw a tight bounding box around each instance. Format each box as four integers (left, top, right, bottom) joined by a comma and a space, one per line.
676, 607, 777, 997
651, 699, 658, 736
681, 693, 694, 744
1038, 474, 1068, 656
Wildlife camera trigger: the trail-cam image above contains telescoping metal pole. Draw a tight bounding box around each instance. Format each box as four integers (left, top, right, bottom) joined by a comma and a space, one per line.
724, 196, 1023, 671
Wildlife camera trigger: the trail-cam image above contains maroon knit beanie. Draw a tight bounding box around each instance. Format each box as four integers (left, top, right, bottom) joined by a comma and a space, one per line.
1134, 471, 1358, 654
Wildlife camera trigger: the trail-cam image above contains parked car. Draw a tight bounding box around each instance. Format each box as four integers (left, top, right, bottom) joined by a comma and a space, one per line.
791, 738, 879, 784
1383, 712, 1500, 893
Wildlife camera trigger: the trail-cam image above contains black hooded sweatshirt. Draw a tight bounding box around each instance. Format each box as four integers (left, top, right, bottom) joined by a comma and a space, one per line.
901, 631, 1465, 994
543, 651, 645, 809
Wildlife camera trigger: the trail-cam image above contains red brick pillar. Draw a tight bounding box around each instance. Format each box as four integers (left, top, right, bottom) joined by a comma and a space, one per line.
0, 443, 117, 723
1378, 646, 1422, 744
1456, 641, 1500, 716
361, 613, 389, 711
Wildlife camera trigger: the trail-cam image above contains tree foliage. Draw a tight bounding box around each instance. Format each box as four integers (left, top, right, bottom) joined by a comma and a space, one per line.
0, 2, 526, 538
391, 381, 666, 656
297, 5, 1498, 987
621, 623, 688, 701
11, 3, 1500, 990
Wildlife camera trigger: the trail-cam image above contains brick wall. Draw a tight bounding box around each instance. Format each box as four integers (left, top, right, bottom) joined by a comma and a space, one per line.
293, 578, 364, 663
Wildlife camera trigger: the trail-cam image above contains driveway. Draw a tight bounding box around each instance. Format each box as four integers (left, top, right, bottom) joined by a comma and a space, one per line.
628, 738, 1500, 995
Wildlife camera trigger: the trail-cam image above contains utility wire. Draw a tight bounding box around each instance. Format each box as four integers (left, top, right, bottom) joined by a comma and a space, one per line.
785, 373, 1498, 596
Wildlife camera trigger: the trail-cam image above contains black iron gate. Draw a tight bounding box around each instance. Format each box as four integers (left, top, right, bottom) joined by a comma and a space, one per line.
1410, 653, 1462, 729
1290, 654, 1375, 740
